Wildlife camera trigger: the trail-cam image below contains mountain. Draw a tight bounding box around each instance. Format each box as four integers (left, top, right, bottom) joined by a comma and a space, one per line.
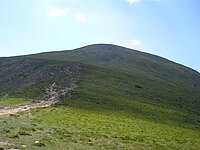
1, 44, 199, 113
0, 44, 200, 149
0, 43, 200, 118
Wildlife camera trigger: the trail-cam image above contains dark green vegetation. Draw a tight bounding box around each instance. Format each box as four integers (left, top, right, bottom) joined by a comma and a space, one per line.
0, 44, 200, 149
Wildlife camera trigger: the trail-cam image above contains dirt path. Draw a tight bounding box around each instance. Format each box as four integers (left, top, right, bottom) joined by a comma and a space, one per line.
0, 82, 62, 116
0, 100, 57, 116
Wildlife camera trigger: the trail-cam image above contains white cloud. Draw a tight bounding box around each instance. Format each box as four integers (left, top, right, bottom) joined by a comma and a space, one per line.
132, 38, 141, 46
75, 12, 87, 22
126, 0, 162, 4
46, 7, 69, 17
126, 0, 141, 4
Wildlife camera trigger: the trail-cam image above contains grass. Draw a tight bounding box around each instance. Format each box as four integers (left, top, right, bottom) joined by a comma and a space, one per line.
0, 106, 199, 150
60, 66, 200, 129
0, 98, 29, 108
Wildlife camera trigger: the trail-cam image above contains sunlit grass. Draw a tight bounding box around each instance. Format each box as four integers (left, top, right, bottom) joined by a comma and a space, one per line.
0, 106, 199, 150
0, 98, 29, 107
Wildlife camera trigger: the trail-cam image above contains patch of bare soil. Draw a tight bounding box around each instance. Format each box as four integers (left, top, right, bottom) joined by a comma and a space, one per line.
0, 141, 14, 146
0, 100, 55, 116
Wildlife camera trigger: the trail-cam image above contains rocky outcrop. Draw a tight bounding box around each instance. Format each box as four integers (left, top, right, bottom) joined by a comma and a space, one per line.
42, 63, 81, 103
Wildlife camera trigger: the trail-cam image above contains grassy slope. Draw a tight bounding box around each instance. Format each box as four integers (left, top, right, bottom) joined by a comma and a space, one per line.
0, 107, 200, 150
60, 66, 200, 128
0, 44, 200, 149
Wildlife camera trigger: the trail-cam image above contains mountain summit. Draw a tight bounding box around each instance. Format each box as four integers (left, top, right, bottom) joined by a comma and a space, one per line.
30, 44, 200, 87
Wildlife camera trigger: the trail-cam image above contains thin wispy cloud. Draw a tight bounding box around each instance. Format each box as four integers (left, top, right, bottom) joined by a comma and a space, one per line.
126, 0, 141, 4
132, 38, 141, 46
46, 7, 69, 17
75, 12, 87, 22
126, 0, 162, 4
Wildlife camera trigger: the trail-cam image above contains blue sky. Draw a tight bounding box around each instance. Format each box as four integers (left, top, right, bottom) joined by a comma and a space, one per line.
0, 0, 199, 71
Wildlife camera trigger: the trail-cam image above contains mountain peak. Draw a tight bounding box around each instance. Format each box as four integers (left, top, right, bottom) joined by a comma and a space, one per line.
27, 44, 200, 88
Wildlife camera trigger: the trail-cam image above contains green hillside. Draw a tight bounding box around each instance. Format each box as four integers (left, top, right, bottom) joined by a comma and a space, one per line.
29, 44, 200, 87
0, 44, 200, 149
